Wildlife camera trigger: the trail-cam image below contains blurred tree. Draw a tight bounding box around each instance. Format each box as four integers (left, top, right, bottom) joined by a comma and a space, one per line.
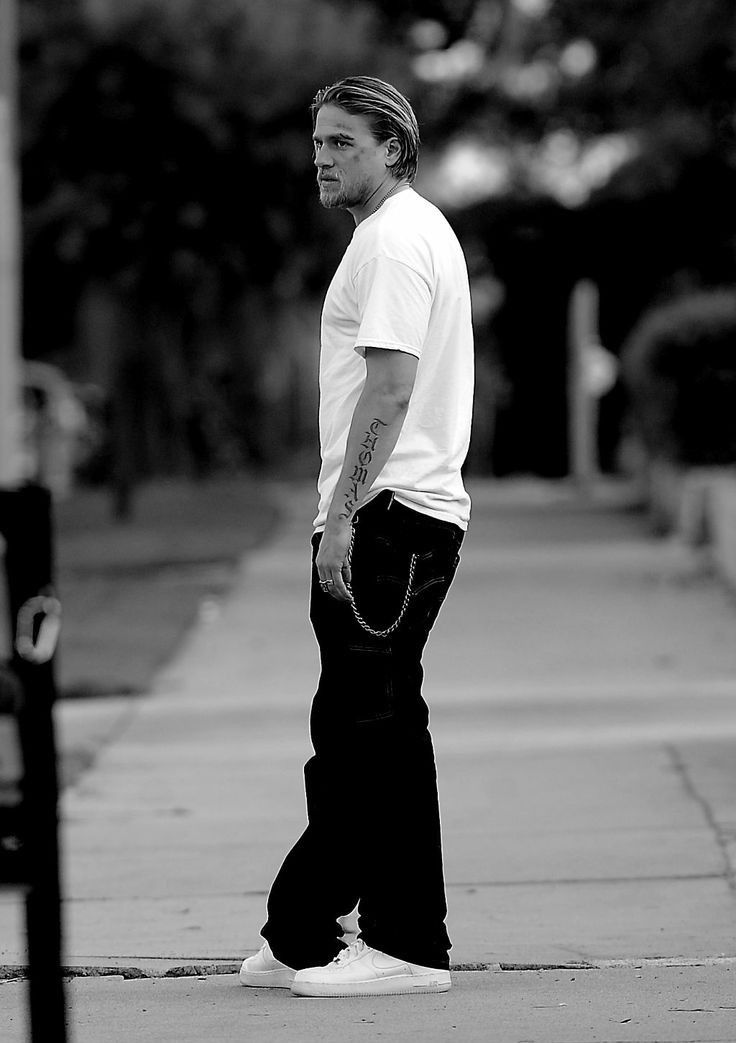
362, 0, 736, 474
19, 0, 403, 511
365, 0, 736, 169
550, 0, 735, 147
19, 0, 736, 486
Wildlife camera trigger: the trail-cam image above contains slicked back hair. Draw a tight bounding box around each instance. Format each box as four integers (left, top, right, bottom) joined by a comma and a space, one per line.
311, 76, 420, 183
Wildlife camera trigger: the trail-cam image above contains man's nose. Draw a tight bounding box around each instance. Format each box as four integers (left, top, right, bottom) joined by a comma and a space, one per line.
314, 145, 332, 168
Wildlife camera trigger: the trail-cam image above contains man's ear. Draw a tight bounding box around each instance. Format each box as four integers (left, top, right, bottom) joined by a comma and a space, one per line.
384, 137, 401, 169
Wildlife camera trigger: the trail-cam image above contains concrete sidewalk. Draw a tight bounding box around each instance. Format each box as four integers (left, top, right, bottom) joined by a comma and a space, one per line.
3, 477, 736, 1041
3, 965, 736, 1042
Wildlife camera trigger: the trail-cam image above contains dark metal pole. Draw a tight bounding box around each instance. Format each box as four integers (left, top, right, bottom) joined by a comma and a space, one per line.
2, 486, 68, 1042
1, 0, 66, 1035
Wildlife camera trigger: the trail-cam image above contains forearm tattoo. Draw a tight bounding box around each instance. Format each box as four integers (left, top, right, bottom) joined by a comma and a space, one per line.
338, 417, 387, 521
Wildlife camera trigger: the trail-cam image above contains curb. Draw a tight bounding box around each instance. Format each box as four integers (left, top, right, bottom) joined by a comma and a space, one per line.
3, 956, 736, 981
0, 963, 242, 981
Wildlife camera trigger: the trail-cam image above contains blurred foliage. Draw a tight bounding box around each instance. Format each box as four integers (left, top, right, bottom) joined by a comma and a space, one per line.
403, 0, 736, 162
621, 291, 736, 466
550, 0, 734, 137
20, 0, 400, 350
19, 0, 406, 496
16, 0, 736, 490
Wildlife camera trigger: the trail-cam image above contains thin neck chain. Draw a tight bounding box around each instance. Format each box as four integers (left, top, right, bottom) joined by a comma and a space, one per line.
362, 179, 406, 221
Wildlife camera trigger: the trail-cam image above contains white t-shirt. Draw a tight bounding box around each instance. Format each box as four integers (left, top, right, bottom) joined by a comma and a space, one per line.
314, 187, 474, 532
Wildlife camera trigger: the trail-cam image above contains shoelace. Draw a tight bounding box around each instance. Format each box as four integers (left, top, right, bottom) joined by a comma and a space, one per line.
333, 940, 366, 965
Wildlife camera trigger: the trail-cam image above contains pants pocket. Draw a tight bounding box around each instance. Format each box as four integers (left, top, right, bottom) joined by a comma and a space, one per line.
350, 531, 414, 635
408, 543, 461, 635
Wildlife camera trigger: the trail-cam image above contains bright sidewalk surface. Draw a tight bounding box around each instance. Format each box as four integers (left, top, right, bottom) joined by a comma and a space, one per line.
3, 477, 736, 1042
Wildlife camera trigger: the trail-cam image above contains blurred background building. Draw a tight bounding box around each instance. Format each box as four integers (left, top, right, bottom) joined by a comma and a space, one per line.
6, 0, 736, 509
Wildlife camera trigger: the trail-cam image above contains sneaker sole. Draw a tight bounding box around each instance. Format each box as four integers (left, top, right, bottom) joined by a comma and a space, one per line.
291, 973, 451, 998
239, 969, 295, 989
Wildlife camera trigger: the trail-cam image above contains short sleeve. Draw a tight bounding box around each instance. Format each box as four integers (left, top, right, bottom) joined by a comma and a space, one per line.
352, 257, 433, 359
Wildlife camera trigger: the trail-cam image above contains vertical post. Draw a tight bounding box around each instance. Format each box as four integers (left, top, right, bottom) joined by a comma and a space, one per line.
2, 489, 68, 1043
0, 0, 23, 489
0, 5, 68, 1037
567, 279, 600, 489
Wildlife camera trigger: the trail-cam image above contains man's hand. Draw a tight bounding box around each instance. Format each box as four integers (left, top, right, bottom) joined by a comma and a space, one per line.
316, 518, 353, 602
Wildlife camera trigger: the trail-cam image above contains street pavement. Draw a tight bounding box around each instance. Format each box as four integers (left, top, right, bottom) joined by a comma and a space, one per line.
3, 477, 736, 1042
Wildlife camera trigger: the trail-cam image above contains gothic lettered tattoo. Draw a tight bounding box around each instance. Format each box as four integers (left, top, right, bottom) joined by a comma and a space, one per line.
338, 418, 388, 521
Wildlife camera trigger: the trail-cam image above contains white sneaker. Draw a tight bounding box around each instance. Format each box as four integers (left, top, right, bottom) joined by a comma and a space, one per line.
290, 939, 451, 997
239, 942, 296, 988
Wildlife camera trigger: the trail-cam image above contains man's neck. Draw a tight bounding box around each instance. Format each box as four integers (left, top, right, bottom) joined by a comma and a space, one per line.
350, 178, 409, 226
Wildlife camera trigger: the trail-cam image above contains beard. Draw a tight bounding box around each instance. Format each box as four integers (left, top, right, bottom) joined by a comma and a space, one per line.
317, 175, 368, 210
318, 180, 352, 209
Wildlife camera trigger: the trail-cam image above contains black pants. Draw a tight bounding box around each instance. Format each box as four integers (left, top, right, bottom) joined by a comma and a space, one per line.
261, 491, 464, 971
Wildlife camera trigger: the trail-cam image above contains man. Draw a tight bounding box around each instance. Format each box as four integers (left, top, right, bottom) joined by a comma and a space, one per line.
240, 76, 474, 998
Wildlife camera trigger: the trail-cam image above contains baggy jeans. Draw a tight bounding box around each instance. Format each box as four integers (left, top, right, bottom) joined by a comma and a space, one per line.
261, 490, 464, 971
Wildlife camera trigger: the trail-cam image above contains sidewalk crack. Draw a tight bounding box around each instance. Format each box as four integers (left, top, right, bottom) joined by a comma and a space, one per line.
665, 743, 736, 894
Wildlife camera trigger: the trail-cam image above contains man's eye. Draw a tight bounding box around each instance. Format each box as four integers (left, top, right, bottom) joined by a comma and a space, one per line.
336, 140, 349, 149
